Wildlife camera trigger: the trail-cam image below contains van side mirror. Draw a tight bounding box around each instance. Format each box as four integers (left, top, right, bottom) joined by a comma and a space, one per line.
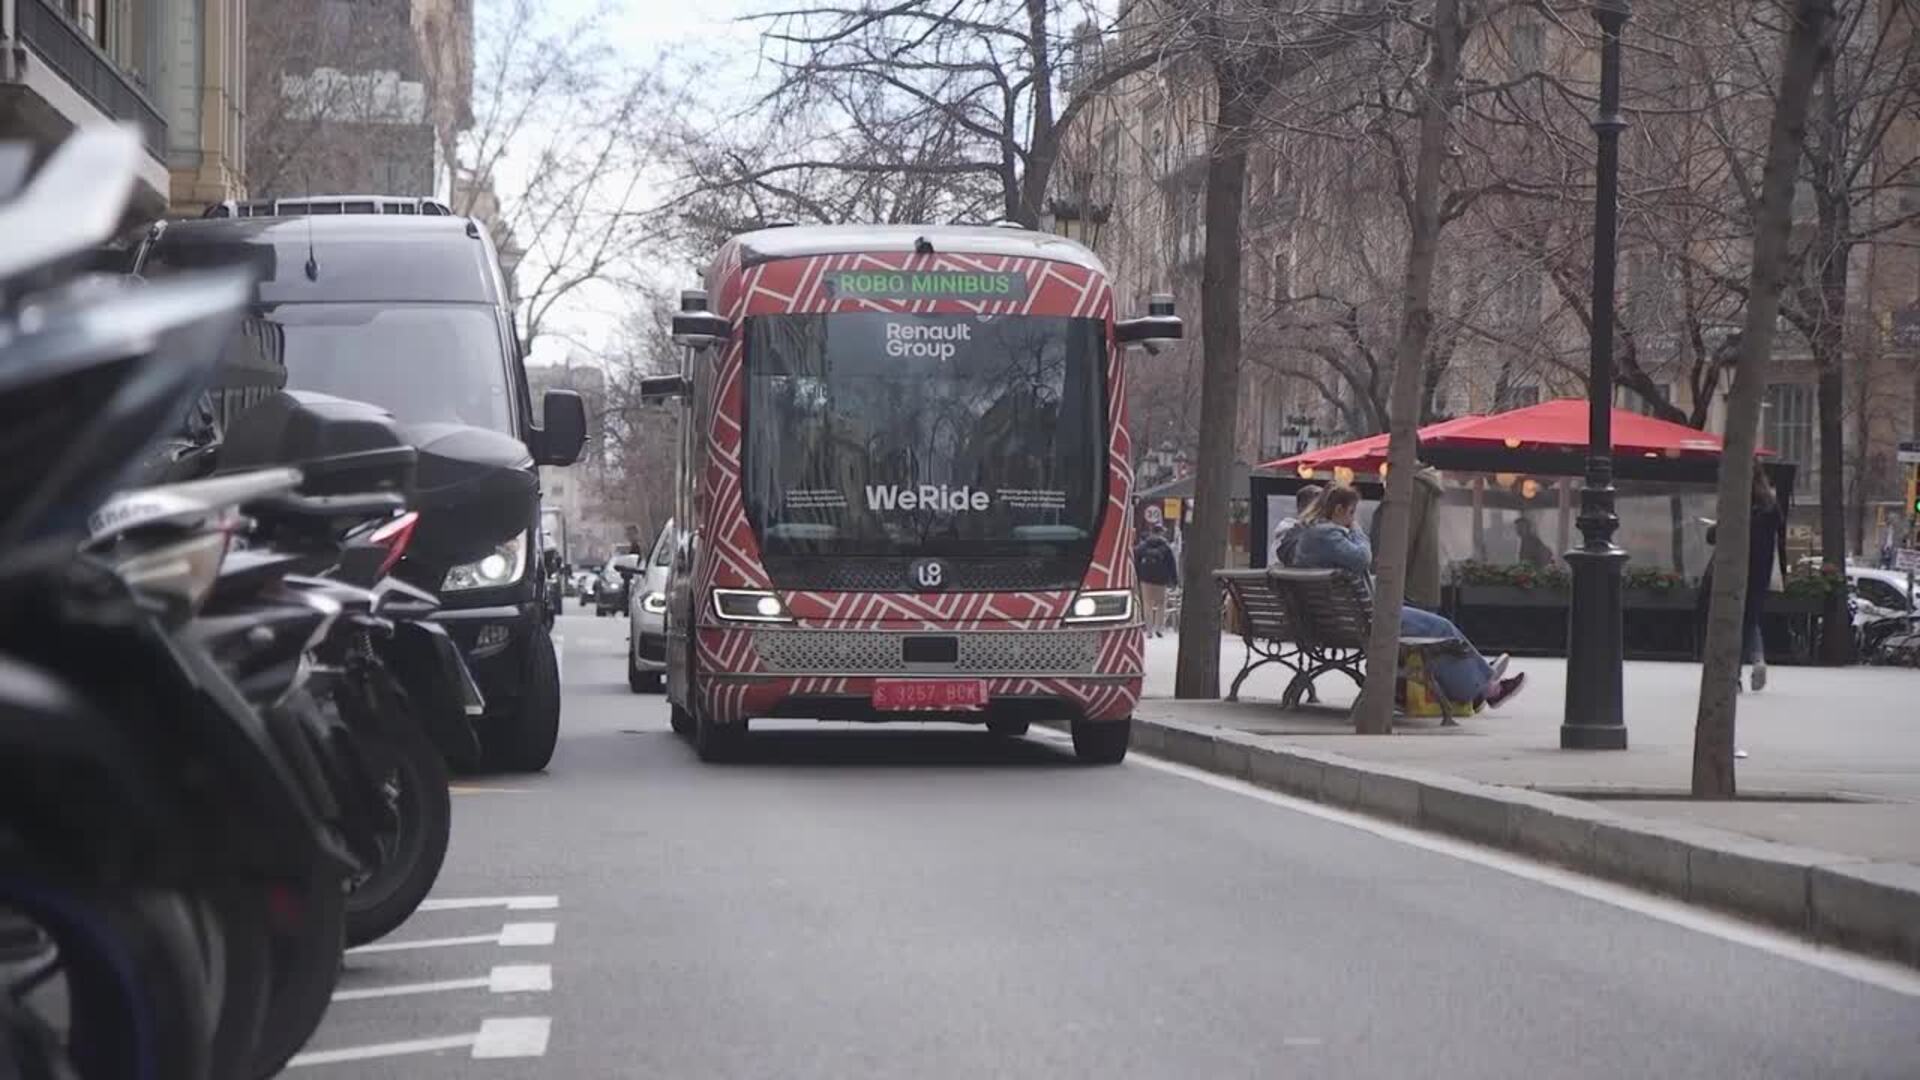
671, 288, 729, 350
536, 389, 586, 466
1116, 293, 1183, 351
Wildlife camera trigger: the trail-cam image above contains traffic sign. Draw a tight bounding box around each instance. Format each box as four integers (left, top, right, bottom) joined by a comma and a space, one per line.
1896, 548, 1920, 574
1898, 439, 1920, 465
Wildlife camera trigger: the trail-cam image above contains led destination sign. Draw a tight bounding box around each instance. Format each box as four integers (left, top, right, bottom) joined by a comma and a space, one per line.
824, 270, 1028, 302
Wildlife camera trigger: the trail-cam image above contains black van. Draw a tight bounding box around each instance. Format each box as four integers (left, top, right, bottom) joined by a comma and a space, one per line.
131, 209, 586, 772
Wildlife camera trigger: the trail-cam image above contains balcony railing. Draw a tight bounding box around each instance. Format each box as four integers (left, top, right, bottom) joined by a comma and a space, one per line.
15, 0, 165, 157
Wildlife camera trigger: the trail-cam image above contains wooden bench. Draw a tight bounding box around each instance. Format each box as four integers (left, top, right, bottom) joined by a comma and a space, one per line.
1214, 570, 1309, 702
1218, 567, 1480, 725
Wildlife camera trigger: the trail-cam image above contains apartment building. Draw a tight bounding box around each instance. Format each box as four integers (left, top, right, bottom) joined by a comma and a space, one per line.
1064, 0, 1918, 551
246, 0, 469, 202
1, 0, 246, 215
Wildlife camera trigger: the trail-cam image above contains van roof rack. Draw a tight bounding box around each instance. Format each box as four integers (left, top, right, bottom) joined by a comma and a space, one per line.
202, 196, 454, 219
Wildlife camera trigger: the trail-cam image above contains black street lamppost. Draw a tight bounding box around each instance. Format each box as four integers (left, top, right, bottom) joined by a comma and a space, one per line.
1562, 0, 1631, 751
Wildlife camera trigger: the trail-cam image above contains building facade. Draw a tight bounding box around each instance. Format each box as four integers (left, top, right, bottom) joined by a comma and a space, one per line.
245, 0, 469, 202
1, 0, 245, 215
1064, 0, 1918, 554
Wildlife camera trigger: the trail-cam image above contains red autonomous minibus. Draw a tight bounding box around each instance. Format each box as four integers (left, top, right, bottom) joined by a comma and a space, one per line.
647, 224, 1180, 763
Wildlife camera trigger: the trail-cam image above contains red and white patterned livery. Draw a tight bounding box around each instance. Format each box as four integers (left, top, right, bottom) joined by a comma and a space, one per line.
654, 225, 1181, 763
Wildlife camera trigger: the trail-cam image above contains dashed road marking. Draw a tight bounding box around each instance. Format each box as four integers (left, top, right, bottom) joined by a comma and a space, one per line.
471, 1016, 553, 1059
418, 895, 559, 912
498, 921, 557, 946
286, 1032, 477, 1067
330, 964, 552, 1002
346, 921, 555, 955
286, 1017, 554, 1066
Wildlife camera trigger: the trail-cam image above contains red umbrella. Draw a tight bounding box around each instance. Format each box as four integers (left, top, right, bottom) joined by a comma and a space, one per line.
1262, 415, 1484, 476
1424, 398, 1761, 457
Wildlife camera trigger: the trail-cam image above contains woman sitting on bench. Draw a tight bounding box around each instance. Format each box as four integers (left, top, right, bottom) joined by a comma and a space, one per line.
1292, 485, 1526, 709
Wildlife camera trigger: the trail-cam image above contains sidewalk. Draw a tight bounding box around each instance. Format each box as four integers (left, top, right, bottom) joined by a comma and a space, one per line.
1140, 634, 1920, 862
1135, 633, 1920, 963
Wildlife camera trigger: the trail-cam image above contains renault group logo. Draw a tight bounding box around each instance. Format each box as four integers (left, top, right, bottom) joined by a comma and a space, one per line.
910, 559, 946, 589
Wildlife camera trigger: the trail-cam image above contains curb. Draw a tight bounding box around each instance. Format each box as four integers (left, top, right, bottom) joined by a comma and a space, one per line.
1128, 714, 1920, 968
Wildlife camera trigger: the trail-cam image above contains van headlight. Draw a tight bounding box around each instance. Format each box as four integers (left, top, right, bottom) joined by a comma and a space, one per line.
712, 588, 792, 623
1064, 589, 1133, 624
442, 531, 527, 592
641, 590, 668, 615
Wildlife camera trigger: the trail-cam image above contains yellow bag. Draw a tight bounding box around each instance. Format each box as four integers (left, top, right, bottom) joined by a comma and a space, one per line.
1398, 648, 1478, 718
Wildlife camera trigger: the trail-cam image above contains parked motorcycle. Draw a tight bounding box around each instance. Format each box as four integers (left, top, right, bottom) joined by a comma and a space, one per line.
1, 128, 355, 1079
168, 389, 479, 944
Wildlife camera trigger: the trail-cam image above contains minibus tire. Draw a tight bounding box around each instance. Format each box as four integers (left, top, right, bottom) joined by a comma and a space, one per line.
1071, 718, 1131, 764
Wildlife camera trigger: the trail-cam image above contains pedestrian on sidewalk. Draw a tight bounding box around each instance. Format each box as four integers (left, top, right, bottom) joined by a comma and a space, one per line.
1697, 467, 1789, 691
1134, 524, 1179, 637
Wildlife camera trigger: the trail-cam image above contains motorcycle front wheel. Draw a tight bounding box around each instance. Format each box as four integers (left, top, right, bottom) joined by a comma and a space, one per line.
343, 706, 451, 947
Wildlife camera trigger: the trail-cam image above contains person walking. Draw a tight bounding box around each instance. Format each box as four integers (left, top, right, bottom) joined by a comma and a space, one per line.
1697, 468, 1789, 691
1134, 524, 1179, 637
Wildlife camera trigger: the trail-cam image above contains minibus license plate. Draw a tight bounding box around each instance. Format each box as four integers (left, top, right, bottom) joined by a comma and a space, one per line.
872, 679, 986, 711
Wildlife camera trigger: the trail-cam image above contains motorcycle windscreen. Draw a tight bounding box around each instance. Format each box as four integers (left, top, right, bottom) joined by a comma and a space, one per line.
740, 312, 1107, 562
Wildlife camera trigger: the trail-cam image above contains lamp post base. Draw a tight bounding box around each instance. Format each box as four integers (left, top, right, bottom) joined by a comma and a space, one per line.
1561, 544, 1629, 750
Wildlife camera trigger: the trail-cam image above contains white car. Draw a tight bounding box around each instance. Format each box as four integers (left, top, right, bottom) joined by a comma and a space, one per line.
1848, 565, 1917, 623
625, 521, 676, 693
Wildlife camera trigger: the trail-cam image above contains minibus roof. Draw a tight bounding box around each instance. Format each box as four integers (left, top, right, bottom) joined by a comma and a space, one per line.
727, 224, 1107, 275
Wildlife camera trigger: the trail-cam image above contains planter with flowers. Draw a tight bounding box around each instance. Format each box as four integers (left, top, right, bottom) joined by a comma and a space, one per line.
1450, 560, 1571, 608
1623, 566, 1695, 610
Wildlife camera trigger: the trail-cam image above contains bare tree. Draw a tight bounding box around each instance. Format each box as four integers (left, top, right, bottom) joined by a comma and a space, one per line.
1349, 0, 1473, 734
1694, 0, 1839, 799
589, 296, 683, 544
743, 0, 1182, 226
453, 0, 681, 347
246, 0, 437, 197
1170, 0, 1392, 699
1784, 2, 1919, 659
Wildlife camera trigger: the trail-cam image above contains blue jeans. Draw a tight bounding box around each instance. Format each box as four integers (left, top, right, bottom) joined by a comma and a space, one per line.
1399, 606, 1494, 703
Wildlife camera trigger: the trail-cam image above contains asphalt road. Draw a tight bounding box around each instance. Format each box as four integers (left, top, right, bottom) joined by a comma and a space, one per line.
289, 611, 1920, 1078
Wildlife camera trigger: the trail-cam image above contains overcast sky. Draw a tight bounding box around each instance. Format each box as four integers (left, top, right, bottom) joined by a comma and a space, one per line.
516, 0, 763, 366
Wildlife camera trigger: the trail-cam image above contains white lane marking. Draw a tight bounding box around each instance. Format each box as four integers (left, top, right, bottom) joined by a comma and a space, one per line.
332, 976, 488, 1001
348, 932, 497, 954
489, 964, 554, 993
498, 921, 557, 946
346, 921, 554, 955
285, 1032, 475, 1067
418, 895, 559, 912
1126, 751, 1920, 998
329, 964, 552, 1002
471, 1016, 552, 1059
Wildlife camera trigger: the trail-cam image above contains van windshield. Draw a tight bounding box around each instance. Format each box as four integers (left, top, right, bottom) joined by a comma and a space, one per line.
212, 302, 513, 433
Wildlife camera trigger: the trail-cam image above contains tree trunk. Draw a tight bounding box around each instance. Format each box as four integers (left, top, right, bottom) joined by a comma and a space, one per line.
1694, 0, 1837, 799
1351, 0, 1463, 735
1850, 366, 1871, 557
1016, 0, 1057, 227
1172, 92, 1256, 700
1812, 185, 1853, 664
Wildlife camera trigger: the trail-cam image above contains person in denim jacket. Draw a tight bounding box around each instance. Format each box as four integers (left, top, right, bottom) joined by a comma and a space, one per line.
1293, 485, 1525, 708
